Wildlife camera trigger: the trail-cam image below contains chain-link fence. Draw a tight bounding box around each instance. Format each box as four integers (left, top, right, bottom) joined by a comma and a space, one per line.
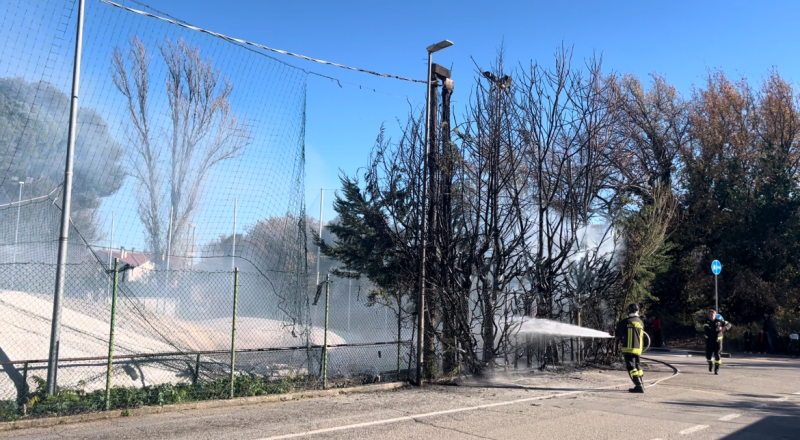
0, 261, 413, 420
0, 0, 419, 420
0, 199, 412, 422
310, 275, 415, 387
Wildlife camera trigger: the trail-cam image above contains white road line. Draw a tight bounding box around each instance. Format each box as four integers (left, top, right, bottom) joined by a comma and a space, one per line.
679, 425, 709, 435
718, 413, 741, 421
254, 363, 681, 440
775, 396, 788, 402
793, 391, 800, 395
256, 373, 677, 440
255, 389, 590, 439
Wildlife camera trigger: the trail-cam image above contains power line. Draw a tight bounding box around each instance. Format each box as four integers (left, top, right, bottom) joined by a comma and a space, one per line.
97, 0, 425, 84
127, 0, 419, 102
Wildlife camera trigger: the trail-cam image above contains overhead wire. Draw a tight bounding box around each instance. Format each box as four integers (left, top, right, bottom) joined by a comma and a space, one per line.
98, 0, 426, 84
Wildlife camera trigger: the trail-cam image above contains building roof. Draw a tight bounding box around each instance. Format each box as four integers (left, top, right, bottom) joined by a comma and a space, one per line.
95, 249, 155, 267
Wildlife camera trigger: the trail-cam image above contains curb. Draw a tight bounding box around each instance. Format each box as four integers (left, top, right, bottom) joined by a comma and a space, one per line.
0, 381, 407, 432
685, 350, 731, 358
647, 347, 731, 358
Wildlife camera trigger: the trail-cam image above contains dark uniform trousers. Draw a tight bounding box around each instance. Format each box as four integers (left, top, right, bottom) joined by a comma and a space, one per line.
704, 318, 725, 373
624, 353, 643, 384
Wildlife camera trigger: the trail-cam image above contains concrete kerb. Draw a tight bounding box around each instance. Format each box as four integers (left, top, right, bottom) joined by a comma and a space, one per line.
0, 381, 408, 432
648, 347, 731, 358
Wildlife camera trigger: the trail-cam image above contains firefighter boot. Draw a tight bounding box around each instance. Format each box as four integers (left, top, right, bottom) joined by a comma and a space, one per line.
628, 376, 645, 393
714, 362, 720, 375
708, 361, 713, 373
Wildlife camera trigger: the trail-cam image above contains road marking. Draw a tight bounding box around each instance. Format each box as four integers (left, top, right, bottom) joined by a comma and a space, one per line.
793, 391, 800, 395
253, 360, 681, 440
255, 389, 593, 439
256, 372, 680, 440
679, 425, 709, 435
775, 396, 788, 402
718, 413, 741, 421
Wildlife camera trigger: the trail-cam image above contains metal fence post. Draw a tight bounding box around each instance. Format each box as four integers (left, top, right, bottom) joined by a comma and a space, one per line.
230, 267, 239, 399
397, 298, 402, 378
104, 258, 119, 411
22, 362, 29, 396
193, 353, 201, 386
322, 274, 330, 390
47, 0, 86, 396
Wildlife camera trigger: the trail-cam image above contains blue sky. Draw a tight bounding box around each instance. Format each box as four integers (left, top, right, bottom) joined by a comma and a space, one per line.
130, 0, 800, 222
6, 0, 800, 253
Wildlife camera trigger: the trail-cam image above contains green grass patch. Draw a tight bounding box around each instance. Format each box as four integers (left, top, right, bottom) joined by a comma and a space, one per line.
0, 374, 308, 422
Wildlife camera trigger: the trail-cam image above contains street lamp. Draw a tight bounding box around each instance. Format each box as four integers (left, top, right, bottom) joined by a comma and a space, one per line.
417, 39, 453, 387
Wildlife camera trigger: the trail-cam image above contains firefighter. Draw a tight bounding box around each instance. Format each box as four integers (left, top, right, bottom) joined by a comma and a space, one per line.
616, 303, 645, 393
704, 309, 730, 374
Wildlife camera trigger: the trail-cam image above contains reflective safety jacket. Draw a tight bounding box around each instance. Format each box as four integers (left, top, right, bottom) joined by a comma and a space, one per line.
616, 316, 644, 355
704, 318, 725, 344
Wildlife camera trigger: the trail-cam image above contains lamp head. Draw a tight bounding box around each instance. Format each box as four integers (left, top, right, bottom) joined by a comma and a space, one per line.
427, 40, 453, 53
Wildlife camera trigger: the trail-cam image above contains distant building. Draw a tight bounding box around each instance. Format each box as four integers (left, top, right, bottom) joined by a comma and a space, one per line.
95, 248, 155, 282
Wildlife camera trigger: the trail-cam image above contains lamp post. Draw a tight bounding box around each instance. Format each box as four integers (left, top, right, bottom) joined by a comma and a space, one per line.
416, 39, 453, 387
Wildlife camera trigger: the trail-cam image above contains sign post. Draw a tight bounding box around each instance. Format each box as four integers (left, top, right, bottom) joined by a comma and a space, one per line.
711, 260, 722, 311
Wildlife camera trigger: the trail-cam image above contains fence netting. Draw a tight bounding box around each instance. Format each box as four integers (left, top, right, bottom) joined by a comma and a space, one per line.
0, 0, 414, 418
0, 197, 414, 419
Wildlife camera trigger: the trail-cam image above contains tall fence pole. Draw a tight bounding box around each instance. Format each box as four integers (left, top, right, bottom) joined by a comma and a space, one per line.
105, 258, 120, 410
12, 181, 23, 289
316, 189, 323, 286
107, 212, 114, 299
322, 274, 330, 390
232, 198, 237, 271
577, 306, 582, 364
397, 297, 402, 378
230, 267, 239, 399
166, 206, 173, 271
47, 0, 86, 395
193, 353, 201, 386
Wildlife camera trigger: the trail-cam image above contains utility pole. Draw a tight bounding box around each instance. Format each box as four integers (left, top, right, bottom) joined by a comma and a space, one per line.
47, 0, 86, 395
417, 40, 452, 387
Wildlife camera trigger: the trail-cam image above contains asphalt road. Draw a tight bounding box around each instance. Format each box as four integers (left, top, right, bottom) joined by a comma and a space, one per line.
4, 353, 799, 439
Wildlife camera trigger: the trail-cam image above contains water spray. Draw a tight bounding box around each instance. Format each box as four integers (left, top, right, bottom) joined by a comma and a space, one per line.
510, 317, 613, 339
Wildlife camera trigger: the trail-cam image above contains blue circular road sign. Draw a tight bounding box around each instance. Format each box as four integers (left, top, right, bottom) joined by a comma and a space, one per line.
711, 260, 722, 275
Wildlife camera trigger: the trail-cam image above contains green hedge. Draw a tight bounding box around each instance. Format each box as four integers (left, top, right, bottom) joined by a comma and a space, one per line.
1, 374, 306, 422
